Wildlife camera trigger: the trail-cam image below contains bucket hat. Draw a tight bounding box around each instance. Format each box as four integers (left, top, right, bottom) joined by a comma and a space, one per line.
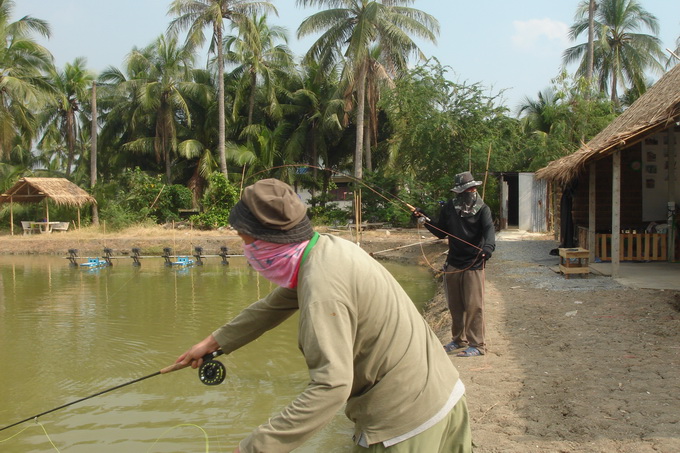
228, 179, 314, 244
451, 171, 482, 193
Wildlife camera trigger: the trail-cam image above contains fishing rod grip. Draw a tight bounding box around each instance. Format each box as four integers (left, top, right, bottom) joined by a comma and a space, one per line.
160, 349, 224, 374
406, 203, 431, 223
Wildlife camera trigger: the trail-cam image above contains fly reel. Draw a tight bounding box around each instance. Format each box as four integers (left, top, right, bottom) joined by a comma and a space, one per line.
199, 359, 226, 385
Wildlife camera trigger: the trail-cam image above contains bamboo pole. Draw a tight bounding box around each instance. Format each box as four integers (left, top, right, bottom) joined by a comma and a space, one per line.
10, 196, 13, 236
482, 144, 492, 199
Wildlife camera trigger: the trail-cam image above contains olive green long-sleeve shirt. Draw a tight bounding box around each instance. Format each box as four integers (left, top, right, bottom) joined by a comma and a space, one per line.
213, 234, 460, 452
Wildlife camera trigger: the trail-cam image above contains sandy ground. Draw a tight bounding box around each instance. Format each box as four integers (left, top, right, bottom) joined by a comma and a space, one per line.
2, 226, 679, 452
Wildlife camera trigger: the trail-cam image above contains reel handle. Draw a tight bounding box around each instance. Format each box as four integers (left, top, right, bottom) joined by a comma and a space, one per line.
202, 350, 224, 361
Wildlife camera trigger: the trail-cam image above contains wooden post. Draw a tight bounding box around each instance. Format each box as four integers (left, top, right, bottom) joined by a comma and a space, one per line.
588, 162, 596, 262
354, 188, 362, 245
667, 127, 676, 262
482, 144, 492, 199
10, 196, 13, 236
91, 81, 100, 226
611, 151, 621, 277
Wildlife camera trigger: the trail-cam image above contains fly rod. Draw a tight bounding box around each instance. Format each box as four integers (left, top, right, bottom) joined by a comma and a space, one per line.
0, 350, 225, 433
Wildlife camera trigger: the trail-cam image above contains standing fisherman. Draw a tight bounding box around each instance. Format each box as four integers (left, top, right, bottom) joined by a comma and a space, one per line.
413, 171, 495, 357
175, 178, 472, 452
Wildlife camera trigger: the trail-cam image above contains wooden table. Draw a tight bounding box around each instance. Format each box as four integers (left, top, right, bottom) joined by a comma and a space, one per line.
30, 221, 61, 234
558, 248, 590, 279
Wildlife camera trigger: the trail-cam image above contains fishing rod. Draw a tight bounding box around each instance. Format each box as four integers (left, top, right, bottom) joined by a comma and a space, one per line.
247, 164, 482, 250
246, 164, 486, 273
0, 350, 226, 433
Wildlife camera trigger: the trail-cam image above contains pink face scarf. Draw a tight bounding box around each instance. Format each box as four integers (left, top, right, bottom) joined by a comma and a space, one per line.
243, 239, 310, 288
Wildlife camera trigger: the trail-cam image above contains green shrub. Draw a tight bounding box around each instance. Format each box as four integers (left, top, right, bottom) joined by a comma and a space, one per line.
308, 202, 349, 226
95, 168, 193, 229
189, 172, 239, 229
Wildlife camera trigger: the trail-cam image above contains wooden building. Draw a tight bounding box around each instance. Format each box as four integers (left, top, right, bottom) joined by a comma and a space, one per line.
536, 63, 680, 276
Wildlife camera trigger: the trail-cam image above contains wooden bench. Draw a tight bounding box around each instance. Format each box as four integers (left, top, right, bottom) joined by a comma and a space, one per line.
558, 248, 590, 279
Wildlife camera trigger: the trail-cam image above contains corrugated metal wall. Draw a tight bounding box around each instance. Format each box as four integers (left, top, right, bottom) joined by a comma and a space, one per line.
507, 173, 548, 233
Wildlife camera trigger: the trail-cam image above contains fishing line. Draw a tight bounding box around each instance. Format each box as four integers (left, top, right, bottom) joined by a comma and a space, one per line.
146, 423, 210, 453
0, 419, 61, 452
414, 221, 486, 275
0, 351, 226, 433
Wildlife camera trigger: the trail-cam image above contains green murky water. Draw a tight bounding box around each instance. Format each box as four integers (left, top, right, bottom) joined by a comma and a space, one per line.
0, 253, 434, 452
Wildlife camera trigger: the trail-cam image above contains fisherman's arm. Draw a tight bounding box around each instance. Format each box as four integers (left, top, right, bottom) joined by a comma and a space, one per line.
212, 286, 299, 353
175, 287, 299, 367
480, 206, 496, 259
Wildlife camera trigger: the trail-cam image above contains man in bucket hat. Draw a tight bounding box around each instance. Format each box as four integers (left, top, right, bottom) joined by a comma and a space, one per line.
413, 171, 495, 358
175, 179, 472, 452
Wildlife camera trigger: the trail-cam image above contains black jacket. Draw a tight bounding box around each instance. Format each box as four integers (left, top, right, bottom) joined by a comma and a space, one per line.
424, 199, 495, 270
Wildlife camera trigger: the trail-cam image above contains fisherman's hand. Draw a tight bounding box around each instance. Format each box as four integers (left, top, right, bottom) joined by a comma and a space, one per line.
233, 447, 240, 453
482, 247, 493, 261
411, 207, 429, 224
175, 334, 220, 369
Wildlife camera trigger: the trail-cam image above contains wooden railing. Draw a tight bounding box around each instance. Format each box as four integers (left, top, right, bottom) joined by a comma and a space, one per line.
578, 227, 667, 261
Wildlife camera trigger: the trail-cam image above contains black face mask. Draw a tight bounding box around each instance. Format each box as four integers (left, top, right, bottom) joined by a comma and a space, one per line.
454, 191, 480, 216
458, 191, 477, 211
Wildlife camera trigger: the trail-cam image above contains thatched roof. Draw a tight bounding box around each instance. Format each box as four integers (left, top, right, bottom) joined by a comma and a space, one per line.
0, 177, 96, 206
536, 63, 680, 185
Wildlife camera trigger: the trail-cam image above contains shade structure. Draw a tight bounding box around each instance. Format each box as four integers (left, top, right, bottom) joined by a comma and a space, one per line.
0, 177, 96, 206
1, 177, 97, 235
536, 63, 680, 185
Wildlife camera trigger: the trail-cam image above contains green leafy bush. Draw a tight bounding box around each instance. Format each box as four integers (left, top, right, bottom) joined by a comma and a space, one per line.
308, 202, 349, 226
95, 168, 193, 230
189, 172, 239, 229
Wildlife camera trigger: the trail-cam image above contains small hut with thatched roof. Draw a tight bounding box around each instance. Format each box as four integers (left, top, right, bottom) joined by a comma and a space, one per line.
0, 177, 97, 235
536, 63, 680, 275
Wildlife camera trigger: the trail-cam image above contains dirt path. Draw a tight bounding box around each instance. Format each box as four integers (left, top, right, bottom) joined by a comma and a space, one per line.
2, 226, 679, 452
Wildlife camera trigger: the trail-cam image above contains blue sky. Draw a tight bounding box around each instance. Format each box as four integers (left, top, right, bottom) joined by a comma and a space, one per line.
11, 0, 680, 113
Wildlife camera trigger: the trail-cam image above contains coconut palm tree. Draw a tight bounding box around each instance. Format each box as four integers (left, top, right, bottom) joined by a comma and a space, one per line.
121, 35, 203, 183
671, 35, 680, 66
296, 0, 438, 180
563, 0, 665, 105
280, 60, 344, 200
167, 0, 276, 181
225, 14, 294, 126
39, 57, 94, 177
0, 0, 52, 159
517, 88, 562, 138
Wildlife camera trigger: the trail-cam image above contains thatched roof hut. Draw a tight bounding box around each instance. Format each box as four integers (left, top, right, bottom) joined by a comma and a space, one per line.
535, 64, 680, 274
1, 177, 96, 235
0, 177, 96, 206
536, 63, 680, 185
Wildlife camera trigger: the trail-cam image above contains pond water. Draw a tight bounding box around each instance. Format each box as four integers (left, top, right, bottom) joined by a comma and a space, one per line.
0, 253, 435, 453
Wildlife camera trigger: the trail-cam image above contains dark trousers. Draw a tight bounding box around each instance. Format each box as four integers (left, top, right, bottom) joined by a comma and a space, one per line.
443, 266, 486, 353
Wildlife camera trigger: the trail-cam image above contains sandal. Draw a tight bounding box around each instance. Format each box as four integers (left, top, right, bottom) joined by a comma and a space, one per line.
456, 347, 482, 357
443, 341, 462, 353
